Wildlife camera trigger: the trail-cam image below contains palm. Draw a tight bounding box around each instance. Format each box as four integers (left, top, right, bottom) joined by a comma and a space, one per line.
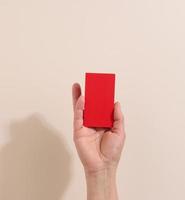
72, 83, 125, 173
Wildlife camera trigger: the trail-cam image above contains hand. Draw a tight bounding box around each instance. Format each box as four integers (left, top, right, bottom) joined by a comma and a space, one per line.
72, 83, 126, 174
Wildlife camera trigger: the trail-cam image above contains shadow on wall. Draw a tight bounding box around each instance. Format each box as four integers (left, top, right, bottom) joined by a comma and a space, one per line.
0, 114, 72, 200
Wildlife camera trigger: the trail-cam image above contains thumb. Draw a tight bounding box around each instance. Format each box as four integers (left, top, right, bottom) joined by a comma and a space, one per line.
112, 102, 124, 135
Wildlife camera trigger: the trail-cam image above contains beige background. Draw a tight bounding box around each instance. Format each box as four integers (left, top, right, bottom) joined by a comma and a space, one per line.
0, 0, 185, 199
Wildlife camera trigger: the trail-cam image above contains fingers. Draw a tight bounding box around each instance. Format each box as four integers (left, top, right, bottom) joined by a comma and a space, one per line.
112, 102, 125, 136
72, 83, 81, 111
73, 95, 85, 131
72, 83, 84, 131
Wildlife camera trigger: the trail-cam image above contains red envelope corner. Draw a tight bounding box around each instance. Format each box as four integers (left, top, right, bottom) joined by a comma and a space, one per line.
83, 72, 115, 128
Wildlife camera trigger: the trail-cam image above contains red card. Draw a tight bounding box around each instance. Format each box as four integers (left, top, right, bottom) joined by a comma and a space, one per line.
83, 72, 115, 128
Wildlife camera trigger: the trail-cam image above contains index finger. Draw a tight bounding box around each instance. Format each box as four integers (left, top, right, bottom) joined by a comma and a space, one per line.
72, 83, 81, 111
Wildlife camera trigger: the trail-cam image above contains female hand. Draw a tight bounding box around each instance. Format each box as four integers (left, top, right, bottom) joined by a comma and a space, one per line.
72, 83, 126, 174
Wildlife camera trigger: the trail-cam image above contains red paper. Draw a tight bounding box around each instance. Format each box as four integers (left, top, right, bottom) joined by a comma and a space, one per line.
83, 72, 115, 128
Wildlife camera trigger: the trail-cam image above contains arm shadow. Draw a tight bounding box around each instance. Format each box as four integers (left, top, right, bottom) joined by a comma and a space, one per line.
0, 114, 72, 200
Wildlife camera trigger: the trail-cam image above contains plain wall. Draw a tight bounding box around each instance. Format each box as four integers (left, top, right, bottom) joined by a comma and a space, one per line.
0, 0, 185, 199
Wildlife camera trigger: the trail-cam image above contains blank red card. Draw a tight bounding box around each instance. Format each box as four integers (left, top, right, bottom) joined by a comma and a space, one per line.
83, 72, 115, 128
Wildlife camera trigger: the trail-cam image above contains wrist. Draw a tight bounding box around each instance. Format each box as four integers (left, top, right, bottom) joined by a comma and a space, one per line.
84, 167, 118, 200
85, 166, 117, 178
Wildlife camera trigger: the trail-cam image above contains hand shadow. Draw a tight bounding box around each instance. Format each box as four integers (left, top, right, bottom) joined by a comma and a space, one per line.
0, 114, 72, 200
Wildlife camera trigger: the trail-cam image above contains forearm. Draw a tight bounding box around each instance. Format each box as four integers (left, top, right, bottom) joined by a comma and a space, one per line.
85, 167, 118, 200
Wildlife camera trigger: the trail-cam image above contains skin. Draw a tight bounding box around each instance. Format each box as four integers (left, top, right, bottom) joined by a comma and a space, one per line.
72, 83, 126, 200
